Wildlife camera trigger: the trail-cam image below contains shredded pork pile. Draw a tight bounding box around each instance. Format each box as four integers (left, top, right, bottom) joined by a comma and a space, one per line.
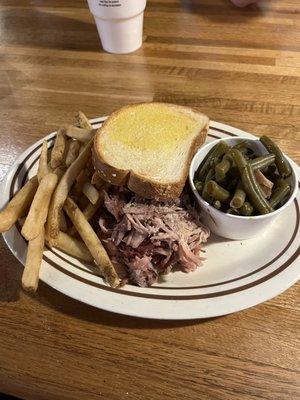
99, 187, 210, 287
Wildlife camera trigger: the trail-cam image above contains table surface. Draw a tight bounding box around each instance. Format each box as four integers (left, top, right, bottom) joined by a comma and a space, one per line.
0, 1, 299, 399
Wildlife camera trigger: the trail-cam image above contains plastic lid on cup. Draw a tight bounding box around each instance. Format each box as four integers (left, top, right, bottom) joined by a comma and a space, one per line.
94, 12, 144, 54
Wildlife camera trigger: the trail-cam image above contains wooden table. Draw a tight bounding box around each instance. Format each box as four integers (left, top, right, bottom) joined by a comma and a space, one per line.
0, 1, 299, 399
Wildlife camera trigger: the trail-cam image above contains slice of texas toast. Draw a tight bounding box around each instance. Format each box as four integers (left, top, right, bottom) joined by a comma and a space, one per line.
93, 103, 209, 200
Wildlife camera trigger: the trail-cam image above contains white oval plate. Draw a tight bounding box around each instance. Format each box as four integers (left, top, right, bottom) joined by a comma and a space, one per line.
1, 118, 299, 320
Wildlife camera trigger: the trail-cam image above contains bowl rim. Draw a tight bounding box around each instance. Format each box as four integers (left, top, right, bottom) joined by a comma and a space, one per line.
189, 137, 298, 220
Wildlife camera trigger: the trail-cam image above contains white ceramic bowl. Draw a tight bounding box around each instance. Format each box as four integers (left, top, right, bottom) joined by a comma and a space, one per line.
189, 137, 298, 240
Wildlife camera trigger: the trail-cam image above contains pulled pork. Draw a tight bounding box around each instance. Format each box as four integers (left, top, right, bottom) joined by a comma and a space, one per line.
99, 187, 210, 287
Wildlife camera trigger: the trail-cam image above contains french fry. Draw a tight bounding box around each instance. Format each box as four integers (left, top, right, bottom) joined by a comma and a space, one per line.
75, 111, 93, 130
47, 139, 93, 240
53, 166, 67, 180
46, 231, 93, 263
64, 197, 120, 287
59, 210, 68, 232
72, 168, 91, 197
68, 192, 104, 236
21, 173, 58, 241
82, 182, 99, 205
65, 126, 94, 142
86, 158, 95, 174
65, 140, 81, 167
22, 227, 45, 293
37, 141, 50, 182
0, 176, 38, 233
50, 129, 66, 169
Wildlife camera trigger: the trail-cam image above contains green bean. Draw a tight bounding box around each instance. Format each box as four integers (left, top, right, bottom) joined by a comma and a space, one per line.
240, 202, 254, 216
206, 180, 231, 203
201, 169, 215, 203
227, 208, 240, 215
250, 154, 276, 171
260, 136, 292, 178
202, 182, 213, 204
213, 200, 221, 210
229, 148, 248, 170
274, 178, 288, 188
195, 146, 215, 178
205, 168, 215, 183
230, 149, 273, 214
215, 158, 231, 182
194, 180, 204, 193
242, 165, 273, 214
230, 182, 246, 209
223, 152, 234, 164
237, 147, 249, 155
269, 182, 291, 208
197, 141, 230, 180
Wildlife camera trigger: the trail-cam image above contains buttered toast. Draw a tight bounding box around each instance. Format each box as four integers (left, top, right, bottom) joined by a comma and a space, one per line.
93, 103, 209, 200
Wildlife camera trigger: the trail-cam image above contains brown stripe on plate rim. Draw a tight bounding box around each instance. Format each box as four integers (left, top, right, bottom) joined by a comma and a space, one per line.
8, 123, 300, 300
42, 244, 299, 300
15, 127, 300, 290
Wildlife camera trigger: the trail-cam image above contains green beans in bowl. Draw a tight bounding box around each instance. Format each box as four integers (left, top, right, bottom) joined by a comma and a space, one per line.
189, 137, 298, 240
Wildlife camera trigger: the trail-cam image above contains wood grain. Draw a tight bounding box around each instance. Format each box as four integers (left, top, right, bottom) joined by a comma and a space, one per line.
0, 1, 299, 399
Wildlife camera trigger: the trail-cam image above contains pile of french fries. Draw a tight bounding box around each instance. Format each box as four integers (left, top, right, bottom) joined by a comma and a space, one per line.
0, 112, 120, 292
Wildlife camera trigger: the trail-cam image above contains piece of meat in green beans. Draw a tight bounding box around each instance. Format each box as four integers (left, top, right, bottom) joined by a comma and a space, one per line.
250, 154, 276, 171
230, 149, 273, 214
197, 142, 230, 181
206, 180, 231, 203
260, 136, 292, 178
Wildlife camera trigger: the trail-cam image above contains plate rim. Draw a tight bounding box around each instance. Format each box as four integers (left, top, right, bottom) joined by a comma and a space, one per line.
1, 118, 299, 319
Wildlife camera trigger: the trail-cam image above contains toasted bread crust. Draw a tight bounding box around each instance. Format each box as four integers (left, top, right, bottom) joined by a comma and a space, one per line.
93, 103, 209, 200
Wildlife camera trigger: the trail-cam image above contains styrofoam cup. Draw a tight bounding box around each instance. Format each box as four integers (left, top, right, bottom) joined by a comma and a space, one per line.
94, 12, 144, 54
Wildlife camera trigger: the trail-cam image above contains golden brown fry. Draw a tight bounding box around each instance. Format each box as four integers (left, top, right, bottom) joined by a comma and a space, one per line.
22, 227, 45, 293
86, 158, 95, 174
64, 197, 119, 287
37, 141, 50, 182
59, 210, 68, 232
91, 171, 104, 188
47, 140, 93, 240
65, 125, 94, 142
65, 140, 81, 167
46, 231, 93, 262
82, 182, 99, 205
75, 111, 93, 130
21, 173, 58, 241
50, 129, 66, 169
0, 176, 38, 233
68, 192, 104, 236
72, 168, 91, 197
53, 166, 67, 180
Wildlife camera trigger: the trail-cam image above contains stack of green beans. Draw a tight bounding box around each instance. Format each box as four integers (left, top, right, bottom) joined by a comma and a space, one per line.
194, 136, 292, 216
